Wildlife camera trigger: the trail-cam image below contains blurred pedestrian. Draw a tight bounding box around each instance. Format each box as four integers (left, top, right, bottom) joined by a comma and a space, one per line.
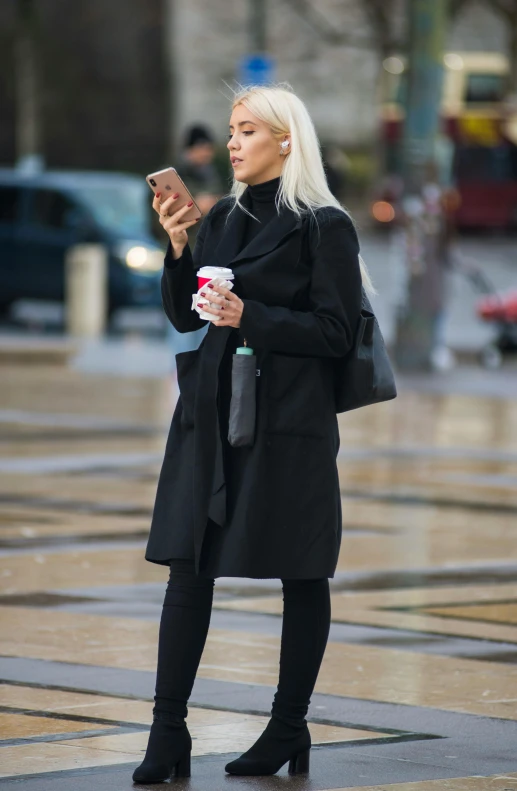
134, 85, 375, 784
177, 123, 226, 216
166, 124, 226, 367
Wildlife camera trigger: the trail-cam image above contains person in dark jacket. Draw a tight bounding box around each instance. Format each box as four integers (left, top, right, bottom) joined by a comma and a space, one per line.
176, 123, 226, 215
166, 124, 226, 364
133, 84, 375, 785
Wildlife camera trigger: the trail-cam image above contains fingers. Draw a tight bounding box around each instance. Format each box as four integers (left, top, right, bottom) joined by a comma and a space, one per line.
208, 284, 232, 297
197, 302, 221, 316
152, 192, 162, 214
152, 192, 181, 217
160, 205, 198, 231
197, 300, 232, 317
161, 216, 199, 232
200, 291, 226, 306
159, 194, 180, 216
195, 299, 241, 328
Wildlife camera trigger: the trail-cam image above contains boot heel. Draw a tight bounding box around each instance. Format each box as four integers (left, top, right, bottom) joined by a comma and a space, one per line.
175, 748, 191, 777
288, 747, 310, 775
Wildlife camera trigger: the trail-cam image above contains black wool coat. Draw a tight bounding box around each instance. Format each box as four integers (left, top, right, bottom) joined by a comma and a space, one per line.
145, 190, 363, 579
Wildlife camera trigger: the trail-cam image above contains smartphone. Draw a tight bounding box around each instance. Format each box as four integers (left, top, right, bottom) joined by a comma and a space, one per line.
146, 167, 202, 222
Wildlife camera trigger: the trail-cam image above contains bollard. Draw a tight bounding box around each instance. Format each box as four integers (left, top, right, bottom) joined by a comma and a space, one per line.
65, 244, 107, 338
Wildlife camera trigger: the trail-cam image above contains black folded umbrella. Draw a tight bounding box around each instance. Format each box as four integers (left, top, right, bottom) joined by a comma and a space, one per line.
228, 351, 257, 447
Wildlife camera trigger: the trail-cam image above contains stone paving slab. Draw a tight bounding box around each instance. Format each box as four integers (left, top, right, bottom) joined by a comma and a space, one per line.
2, 340, 517, 787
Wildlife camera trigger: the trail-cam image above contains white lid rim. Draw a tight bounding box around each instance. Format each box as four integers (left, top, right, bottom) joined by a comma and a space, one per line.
197, 266, 234, 278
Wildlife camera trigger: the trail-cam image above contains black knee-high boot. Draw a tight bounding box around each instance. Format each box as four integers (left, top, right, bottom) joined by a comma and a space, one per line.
225, 577, 331, 776
133, 560, 214, 784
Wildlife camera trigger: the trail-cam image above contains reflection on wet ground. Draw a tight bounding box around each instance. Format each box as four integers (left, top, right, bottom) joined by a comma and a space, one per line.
1, 362, 517, 789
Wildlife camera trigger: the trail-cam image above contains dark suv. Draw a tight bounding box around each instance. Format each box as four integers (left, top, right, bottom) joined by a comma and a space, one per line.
0, 168, 165, 317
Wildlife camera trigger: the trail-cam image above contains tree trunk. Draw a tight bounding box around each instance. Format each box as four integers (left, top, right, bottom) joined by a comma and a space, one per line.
15, 0, 41, 165
509, 11, 517, 94
393, 0, 449, 371
163, 0, 179, 162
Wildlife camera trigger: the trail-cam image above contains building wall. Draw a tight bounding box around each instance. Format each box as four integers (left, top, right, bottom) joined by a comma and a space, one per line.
173, 0, 380, 146
0, 0, 509, 170
173, 0, 507, 148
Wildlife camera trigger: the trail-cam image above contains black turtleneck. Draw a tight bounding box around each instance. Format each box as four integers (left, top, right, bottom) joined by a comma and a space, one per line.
245, 176, 281, 243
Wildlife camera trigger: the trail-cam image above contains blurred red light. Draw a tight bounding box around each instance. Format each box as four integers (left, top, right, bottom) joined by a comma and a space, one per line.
372, 201, 395, 223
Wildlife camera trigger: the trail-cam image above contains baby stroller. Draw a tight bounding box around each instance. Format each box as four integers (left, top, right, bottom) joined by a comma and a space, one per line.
466, 266, 517, 368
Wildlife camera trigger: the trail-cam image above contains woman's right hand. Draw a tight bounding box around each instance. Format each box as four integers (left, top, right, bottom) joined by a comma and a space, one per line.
152, 193, 200, 260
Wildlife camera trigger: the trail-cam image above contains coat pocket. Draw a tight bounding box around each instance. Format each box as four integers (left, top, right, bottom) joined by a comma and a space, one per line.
176, 349, 200, 428
265, 353, 333, 437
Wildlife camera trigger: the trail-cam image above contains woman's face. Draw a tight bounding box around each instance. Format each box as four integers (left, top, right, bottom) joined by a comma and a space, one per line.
227, 104, 289, 186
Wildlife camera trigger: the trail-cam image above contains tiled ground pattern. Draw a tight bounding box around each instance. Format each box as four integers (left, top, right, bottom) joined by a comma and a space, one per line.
1, 362, 517, 789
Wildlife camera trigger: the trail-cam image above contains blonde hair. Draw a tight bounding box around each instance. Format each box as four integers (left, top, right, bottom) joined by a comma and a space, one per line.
229, 83, 375, 295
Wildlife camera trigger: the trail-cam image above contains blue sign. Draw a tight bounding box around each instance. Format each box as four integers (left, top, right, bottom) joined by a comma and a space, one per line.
238, 54, 275, 86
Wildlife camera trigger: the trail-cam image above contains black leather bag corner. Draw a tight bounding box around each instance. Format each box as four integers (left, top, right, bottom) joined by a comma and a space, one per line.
334, 290, 397, 413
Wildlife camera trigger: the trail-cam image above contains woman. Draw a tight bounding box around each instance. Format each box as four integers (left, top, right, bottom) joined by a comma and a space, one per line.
133, 84, 374, 784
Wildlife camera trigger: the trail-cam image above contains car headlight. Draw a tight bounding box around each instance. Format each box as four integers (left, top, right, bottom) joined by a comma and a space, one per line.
116, 242, 165, 272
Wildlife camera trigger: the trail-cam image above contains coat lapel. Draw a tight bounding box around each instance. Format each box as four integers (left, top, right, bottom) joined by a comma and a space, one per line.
212, 189, 303, 268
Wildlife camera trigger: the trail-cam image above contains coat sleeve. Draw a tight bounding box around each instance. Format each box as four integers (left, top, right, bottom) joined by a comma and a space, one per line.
160, 206, 215, 333
239, 209, 363, 357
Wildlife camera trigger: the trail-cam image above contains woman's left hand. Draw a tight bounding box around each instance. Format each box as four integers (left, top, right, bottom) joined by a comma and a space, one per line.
198, 284, 244, 328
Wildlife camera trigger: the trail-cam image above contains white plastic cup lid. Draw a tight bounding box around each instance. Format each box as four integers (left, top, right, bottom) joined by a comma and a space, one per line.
197, 266, 234, 280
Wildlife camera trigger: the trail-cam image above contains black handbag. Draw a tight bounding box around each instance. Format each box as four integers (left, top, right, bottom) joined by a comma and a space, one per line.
334, 289, 397, 413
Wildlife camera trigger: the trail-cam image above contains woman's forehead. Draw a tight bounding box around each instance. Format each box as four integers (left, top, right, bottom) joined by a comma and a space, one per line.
229, 105, 262, 127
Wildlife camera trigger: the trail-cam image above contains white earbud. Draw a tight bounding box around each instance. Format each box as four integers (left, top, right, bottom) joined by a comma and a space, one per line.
281, 140, 289, 149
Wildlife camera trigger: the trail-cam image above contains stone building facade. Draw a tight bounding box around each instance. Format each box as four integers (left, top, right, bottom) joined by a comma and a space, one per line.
172, 0, 507, 148
0, 0, 508, 171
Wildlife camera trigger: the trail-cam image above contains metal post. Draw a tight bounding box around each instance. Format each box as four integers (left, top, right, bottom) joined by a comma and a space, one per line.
393, 0, 448, 370
65, 245, 108, 338
15, 0, 42, 168
163, 0, 179, 163
403, 0, 447, 192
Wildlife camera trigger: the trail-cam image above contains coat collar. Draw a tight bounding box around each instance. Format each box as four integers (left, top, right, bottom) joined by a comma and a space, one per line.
210, 189, 303, 269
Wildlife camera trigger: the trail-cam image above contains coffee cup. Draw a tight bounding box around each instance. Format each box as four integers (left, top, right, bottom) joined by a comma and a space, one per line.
197, 266, 234, 291
195, 266, 234, 321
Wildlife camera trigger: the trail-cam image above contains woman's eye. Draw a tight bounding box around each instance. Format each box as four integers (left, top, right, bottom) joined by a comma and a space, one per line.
228, 131, 254, 139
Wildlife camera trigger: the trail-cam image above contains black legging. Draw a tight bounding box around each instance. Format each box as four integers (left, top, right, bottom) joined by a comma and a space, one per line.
154, 559, 331, 727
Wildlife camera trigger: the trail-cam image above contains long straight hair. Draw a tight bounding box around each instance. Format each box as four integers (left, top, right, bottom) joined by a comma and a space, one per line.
229, 83, 375, 294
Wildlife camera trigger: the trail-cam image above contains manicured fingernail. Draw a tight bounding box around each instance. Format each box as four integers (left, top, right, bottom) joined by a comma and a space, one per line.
172, 192, 180, 198
200, 292, 206, 297
207, 283, 214, 289
156, 192, 161, 197
197, 303, 203, 308
187, 201, 193, 207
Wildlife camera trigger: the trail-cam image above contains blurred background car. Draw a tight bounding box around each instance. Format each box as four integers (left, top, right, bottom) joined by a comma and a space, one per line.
0, 168, 165, 322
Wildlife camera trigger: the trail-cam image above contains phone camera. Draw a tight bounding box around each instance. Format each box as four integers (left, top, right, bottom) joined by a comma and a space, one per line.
149, 179, 157, 187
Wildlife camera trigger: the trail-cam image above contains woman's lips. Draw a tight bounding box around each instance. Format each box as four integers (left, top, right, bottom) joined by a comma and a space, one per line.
232, 158, 243, 167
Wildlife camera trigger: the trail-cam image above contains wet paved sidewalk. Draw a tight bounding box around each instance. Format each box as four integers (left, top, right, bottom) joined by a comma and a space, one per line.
1, 358, 517, 790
